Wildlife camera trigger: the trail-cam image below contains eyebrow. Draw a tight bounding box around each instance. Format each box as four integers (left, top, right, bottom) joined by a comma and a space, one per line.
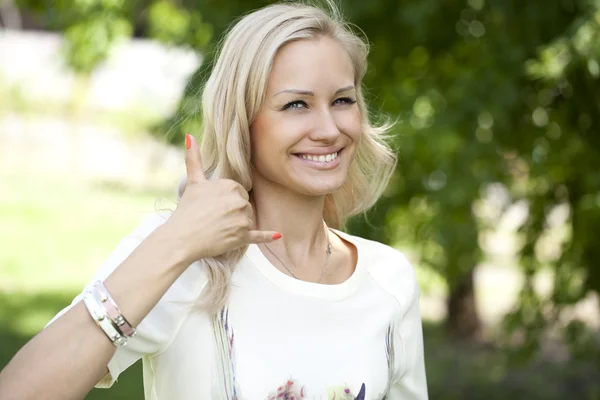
275, 85, 355, 96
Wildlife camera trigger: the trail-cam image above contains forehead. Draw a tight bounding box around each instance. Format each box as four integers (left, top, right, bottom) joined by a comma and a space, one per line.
266, 36, 355, 93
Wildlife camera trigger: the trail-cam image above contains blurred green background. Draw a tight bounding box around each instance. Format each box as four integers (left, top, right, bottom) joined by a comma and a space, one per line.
1, 0, 600, 398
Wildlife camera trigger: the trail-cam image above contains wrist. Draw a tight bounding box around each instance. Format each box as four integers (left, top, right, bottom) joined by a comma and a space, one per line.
151, 223, 196, 271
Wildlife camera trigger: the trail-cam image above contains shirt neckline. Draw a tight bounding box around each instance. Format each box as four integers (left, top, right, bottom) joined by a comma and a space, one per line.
244, 228, 365, 301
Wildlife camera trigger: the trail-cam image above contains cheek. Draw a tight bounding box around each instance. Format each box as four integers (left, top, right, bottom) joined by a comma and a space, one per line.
250, 114, 293, 172
337, 110, 363, 142
250, 113, 275, 155
251, 113, 305, 155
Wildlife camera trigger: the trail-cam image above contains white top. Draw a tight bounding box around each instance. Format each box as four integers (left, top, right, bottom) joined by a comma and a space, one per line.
49, 214, 428, 400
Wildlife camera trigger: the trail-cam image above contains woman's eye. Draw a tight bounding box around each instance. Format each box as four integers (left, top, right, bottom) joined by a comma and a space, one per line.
333, 97, 357, 106
282, 100, 308, 110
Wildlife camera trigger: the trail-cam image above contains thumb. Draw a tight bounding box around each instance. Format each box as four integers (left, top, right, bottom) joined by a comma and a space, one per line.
185, 133, 206, 183
248, 230, 282, 244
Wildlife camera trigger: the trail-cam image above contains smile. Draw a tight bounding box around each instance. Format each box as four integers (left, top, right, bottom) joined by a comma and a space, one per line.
298, 151, 339, 163
292, 148, 344, 170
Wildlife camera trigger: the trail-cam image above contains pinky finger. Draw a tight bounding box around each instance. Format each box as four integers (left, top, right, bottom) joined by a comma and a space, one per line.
248, 230, 281, 244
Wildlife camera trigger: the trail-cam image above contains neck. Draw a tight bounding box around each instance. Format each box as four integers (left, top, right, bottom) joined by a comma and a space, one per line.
250, 180, 329, 269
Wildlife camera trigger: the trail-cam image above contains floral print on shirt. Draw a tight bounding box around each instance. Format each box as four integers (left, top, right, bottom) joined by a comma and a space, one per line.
267, 380, 366, 400
328, 383, 366, 400
267, 379, 304, 400
213, 307, 391, 399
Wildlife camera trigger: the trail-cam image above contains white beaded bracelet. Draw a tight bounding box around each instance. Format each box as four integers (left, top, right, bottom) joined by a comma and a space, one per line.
82, 291, 129, 347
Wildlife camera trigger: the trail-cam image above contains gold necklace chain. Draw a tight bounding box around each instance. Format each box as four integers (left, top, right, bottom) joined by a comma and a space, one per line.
263, 230, 333, 284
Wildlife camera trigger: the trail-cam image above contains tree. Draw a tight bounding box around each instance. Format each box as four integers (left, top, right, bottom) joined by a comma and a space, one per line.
346, 0, 600, 349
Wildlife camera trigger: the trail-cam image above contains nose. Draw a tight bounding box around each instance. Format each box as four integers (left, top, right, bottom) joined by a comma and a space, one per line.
309, 108, 341, 142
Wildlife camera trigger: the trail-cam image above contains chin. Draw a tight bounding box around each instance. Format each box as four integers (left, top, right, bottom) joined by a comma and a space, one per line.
295, 180, 346, 197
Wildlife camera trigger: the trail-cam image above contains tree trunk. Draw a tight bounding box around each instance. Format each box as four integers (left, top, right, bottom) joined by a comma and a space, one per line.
447, 269, 481, 340
0, 0, 22, 29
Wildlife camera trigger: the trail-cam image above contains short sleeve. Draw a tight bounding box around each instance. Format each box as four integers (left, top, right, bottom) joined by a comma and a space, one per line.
45, 212, 206, 388
388, 268, 429, 399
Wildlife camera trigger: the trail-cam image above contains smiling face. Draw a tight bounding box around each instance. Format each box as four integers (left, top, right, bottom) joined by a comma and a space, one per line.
250, 35, 362, 197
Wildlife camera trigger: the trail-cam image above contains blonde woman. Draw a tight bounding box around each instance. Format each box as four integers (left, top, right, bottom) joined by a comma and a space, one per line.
0, 2, 428, 399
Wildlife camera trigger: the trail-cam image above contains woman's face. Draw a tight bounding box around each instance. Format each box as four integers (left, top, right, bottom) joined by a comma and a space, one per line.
250, 36, 362, 197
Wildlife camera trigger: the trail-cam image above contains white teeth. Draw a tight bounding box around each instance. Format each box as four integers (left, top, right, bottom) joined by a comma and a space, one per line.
299, 151, 338, 163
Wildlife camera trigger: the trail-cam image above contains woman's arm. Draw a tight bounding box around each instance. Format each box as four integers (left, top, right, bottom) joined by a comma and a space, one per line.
388, 275, 429, 400
0, 224, 189, 400
0, 135, 278, 400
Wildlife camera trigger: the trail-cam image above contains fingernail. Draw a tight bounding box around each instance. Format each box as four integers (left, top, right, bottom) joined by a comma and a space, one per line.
272, 232, 282, 240
185, 134, 191, 150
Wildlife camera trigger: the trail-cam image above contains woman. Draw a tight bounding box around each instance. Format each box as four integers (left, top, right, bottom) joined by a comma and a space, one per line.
0, 2, 428, 399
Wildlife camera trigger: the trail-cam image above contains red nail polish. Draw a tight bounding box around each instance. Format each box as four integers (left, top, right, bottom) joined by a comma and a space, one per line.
185, 134, 191, 150
272, 232, 282, 240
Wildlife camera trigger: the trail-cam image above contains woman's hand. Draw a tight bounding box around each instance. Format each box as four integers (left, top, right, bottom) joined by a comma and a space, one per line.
165, 134, 279, 263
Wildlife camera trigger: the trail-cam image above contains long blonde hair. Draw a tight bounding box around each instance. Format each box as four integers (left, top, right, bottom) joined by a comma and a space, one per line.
179, 1, 397, 313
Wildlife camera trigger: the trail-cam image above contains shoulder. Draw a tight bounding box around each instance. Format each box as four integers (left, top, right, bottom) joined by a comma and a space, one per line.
89, 211, 173, 282
336, 230, 418, 312
128, 210, 172, 239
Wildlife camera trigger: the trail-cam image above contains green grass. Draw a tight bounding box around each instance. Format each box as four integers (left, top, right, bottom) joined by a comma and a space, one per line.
0, 173, 174, 295
1, 172, 599, 399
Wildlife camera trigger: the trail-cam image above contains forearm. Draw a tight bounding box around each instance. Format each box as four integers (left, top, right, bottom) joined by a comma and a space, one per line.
0, 301, 116, 400
0, 224, 191, 400
103, 223, 190, 328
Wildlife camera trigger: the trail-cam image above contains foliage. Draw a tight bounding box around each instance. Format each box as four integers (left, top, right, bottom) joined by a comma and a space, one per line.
15, 0, 212, 73
342, 0, 600, 357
